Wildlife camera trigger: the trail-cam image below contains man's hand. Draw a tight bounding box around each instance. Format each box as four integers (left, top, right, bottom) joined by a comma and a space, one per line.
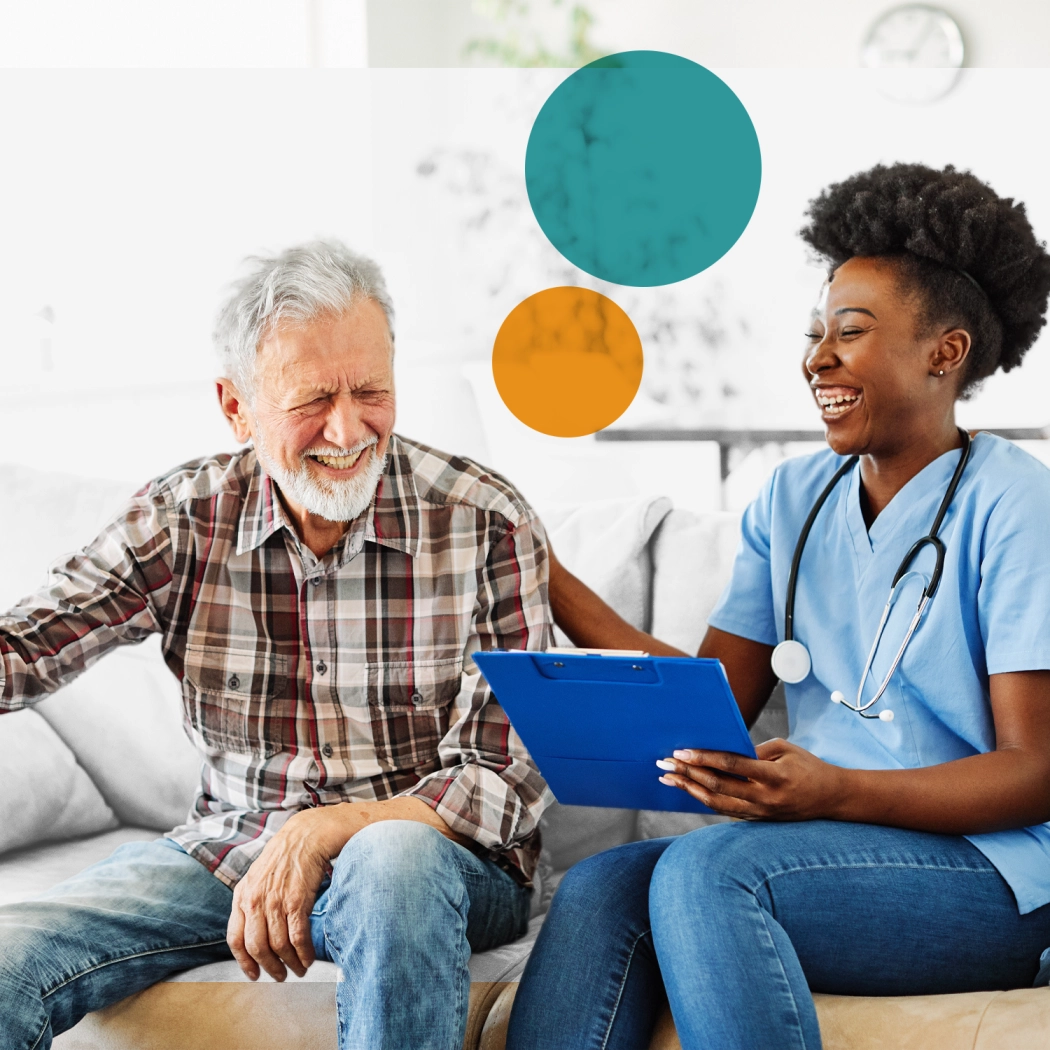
656, 739, 848, 821
227, 796, 465, 981
227, 807, 338, 981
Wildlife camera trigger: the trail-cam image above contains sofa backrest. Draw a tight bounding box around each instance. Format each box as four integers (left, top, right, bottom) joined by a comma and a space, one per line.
0, 465, 753, 866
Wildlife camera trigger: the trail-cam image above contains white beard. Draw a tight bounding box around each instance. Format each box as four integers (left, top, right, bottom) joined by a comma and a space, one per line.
255, 434, 387, 523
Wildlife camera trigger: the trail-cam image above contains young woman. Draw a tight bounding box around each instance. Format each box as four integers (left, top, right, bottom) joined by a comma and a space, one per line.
506, 163, 1050, 1050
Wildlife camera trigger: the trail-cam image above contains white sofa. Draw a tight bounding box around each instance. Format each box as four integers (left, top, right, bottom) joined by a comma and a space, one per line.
2, 457, 1049, 1050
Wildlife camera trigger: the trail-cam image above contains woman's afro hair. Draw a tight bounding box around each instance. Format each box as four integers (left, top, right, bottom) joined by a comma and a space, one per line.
799, 162, 1050, 394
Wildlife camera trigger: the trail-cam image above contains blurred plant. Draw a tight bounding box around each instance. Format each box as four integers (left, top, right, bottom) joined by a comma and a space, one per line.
465, 0, 606, 67
413, 139, 753, 425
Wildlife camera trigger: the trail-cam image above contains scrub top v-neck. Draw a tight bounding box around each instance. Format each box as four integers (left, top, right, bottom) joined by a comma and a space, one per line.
708, 433, 1050, 914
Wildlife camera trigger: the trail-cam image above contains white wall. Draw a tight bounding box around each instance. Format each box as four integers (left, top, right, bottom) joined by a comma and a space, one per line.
0, 1, 367, 68
367, 0, 1050, 68
3, 64, 1050, 514
2, 6, 1050, 512
0, 70, 375, 482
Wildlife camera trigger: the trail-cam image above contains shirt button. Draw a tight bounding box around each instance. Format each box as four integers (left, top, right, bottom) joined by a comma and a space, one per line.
228, 675, 240, 690
411, 690, 423, 705
322, 743, 334, 758
309, 577, 323, 586
316, 661, 327, 675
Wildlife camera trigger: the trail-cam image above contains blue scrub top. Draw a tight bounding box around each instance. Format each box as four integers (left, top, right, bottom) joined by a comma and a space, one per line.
708, 433, 1050, 914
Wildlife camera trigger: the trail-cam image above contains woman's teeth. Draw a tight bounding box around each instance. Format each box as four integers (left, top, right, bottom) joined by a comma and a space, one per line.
816, 392, 860, 416
312, 451, 363, 469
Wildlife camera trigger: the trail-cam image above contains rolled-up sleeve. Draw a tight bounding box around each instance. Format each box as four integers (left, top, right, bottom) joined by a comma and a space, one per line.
404, 511, 553, 881
0, 491, 174, 709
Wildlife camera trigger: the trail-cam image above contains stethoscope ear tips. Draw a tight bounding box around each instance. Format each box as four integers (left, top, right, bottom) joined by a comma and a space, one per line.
830, 690, 845, 704
878, 709, 895, 722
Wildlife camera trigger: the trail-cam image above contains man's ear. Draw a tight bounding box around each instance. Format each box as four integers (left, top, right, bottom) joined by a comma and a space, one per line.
216, 378, 254, 444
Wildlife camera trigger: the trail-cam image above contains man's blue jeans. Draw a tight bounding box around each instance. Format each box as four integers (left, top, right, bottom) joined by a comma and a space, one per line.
0, 821, 530, 1050
507, 820, 1050, 1050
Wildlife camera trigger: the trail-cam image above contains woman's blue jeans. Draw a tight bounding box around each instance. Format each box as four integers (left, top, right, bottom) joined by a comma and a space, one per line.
507, 820, 1050, 1050
0, 821, 530, 1050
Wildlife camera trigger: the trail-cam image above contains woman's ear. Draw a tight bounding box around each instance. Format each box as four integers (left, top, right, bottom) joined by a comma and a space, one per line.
216, 378, 254, 444
931, 327, 972, 378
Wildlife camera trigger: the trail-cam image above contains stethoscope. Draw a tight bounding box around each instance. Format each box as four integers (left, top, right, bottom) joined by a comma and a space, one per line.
769, 428, 973, 721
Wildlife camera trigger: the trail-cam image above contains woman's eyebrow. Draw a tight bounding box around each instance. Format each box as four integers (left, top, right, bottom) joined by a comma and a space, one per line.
834, 307, 877, 318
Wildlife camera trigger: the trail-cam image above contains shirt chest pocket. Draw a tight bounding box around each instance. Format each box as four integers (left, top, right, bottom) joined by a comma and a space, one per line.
360, 657, 464, 771
183, 646, 291, 757
366, 657, 463, 712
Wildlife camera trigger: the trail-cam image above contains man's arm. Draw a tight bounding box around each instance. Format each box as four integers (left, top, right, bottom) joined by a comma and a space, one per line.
228, 507, 553, 982
0, 490, 173, 709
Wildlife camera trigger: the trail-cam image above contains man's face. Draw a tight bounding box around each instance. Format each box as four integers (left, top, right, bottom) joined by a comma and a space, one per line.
228, 298, 397, 523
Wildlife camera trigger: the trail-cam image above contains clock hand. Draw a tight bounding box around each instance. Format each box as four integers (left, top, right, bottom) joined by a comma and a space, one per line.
902, 17, 936, 61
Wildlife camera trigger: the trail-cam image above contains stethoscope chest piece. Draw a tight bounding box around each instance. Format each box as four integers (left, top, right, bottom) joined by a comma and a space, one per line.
771, 639, 811, 684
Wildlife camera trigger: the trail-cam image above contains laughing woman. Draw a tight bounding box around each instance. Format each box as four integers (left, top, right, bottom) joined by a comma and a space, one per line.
506, 163, 1050, 1050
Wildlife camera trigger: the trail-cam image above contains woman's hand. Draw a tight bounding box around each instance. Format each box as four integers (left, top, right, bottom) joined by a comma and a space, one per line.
657, 739, 848, 821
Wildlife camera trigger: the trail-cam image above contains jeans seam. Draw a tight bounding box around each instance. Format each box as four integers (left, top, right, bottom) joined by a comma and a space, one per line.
28, 1017, 49, 1050
598, 928, 649, 1050
755, 905, 810, 1050
756, 860, 993, 895
40, 937, 230, 1000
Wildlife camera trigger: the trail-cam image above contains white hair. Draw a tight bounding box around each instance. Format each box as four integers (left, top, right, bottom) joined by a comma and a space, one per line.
213, 239, 395, 398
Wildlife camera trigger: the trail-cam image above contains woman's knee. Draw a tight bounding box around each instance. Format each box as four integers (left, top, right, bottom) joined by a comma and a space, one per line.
650, 823, 763, 907
547, 838, 671, 927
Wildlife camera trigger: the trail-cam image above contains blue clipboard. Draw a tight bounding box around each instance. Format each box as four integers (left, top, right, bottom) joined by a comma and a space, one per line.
473, 650, 756, 814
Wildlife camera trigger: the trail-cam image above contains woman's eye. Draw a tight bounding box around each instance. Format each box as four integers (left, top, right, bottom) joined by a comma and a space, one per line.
804, 331, 822, 341
841, 327, 864, 336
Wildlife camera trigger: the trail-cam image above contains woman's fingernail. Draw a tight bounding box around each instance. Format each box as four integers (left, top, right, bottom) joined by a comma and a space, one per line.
673, 749, 691, 760
655, 759, 675, 771
659, 775, 675, 786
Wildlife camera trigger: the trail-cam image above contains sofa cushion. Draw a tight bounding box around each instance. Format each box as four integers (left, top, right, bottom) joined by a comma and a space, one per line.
0, 709, 119, 858
649, 509, 742, 655
0, 826, 157, 906
0, 463, 137, 612
35, 636, 201, 831
52, 979, 511, 1050
538, 801, 638, 874
544, 496, 673, 637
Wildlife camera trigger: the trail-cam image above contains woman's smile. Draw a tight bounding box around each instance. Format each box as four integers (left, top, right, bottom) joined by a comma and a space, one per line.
813, 384, 863, 422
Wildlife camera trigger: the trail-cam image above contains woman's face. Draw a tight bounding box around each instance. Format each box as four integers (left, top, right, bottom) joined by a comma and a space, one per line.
802, 255, 960, 458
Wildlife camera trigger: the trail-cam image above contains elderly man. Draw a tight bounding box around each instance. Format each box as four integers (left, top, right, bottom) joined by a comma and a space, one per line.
0, 241, 552, 1050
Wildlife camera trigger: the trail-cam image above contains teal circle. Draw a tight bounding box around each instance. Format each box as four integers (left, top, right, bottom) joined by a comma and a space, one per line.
525, 51, 761, 287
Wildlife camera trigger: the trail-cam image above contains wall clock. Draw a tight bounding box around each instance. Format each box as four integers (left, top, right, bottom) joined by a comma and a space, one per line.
861, 5, 965, 104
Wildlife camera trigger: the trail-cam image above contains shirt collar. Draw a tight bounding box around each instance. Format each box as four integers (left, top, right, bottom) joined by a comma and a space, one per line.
236, 436, 421, 559
367, 434, 422, 559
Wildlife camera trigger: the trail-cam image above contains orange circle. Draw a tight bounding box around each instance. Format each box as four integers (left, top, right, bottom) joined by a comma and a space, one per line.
491, 287, 644, 438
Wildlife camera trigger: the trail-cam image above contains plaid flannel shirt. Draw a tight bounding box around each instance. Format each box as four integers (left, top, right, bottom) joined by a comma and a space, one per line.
0, 435, 553, 888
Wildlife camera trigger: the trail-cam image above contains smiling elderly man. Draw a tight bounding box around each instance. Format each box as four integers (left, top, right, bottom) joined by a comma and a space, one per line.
0, 241, 552, 1050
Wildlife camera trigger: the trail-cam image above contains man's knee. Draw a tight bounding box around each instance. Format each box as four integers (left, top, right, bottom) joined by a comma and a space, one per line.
330, 821, 466, 906
322, 821, 469, 957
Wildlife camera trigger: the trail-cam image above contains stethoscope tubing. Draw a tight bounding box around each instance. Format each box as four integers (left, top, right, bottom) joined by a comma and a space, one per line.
778, 428, 973, 718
